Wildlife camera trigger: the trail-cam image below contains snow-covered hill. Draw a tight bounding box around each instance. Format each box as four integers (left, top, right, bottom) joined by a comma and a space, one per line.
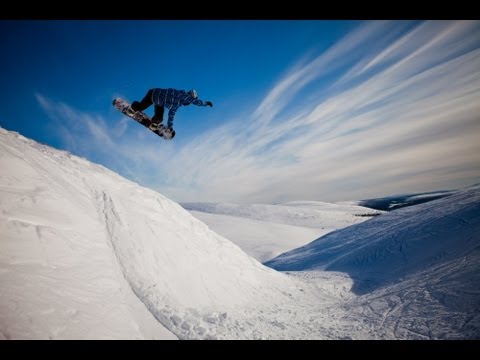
266, 185, 480, 286
2, 127, 479, 339
0, 128, 299, 339
266, 185, 480, 339
182, 201, 380, 228
183, 201, 381, 262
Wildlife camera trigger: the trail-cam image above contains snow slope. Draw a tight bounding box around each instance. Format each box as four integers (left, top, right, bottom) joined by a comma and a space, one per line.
0, 128, 299, 339
183, 201, 380, 262
266, 185, 480, 287
0, 132, 177, 339
266, 185, 480, 339
185, 211, 321, 262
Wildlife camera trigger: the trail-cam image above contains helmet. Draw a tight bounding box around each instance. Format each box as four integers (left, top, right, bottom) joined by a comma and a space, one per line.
187, 89, 198, 99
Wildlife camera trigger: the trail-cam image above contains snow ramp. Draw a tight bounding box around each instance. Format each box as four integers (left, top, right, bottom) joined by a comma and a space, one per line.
0, 128, 296, 339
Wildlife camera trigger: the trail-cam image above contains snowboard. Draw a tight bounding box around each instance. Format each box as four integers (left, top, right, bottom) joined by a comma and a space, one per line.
112, 98, 175, 140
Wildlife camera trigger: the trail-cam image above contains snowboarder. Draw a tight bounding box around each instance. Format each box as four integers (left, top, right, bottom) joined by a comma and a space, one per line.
127, 88, 213, 137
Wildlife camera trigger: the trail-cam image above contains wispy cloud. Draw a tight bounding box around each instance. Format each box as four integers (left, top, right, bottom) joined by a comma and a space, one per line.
37, 20, 480, 203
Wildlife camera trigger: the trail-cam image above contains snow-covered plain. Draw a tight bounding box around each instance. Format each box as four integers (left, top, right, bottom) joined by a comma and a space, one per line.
1, 127, 479, 339
182, 202, 381, 262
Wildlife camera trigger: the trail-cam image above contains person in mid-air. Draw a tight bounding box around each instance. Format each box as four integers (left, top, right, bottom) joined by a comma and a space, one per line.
127, 88, 213, 138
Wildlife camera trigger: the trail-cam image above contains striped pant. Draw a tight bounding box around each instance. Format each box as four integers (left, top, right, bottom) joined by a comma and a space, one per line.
131, 89, 164, 124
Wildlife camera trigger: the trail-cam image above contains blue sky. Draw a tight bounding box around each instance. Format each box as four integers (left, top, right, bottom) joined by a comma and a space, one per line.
1, 20, 480, 203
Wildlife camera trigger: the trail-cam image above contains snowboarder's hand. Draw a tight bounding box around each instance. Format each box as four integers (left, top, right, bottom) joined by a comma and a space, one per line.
205, 101, 213, 107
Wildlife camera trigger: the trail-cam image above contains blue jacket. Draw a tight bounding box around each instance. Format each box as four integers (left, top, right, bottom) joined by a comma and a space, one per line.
151, 88, 208, 128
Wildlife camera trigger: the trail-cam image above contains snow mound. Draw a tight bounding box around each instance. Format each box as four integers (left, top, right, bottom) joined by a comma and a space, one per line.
0, 128, 294, 339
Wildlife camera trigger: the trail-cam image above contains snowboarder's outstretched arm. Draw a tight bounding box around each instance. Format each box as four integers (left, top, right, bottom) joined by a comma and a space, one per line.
166, 93, 213, 128
166, 100, 212, 127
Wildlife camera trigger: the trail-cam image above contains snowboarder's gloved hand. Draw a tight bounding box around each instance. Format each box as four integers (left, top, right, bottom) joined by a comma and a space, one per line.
167, 126, 175, 139
205, 101, 213, 107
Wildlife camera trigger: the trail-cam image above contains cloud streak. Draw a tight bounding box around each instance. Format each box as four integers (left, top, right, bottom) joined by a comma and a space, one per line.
37, 20, 480, 203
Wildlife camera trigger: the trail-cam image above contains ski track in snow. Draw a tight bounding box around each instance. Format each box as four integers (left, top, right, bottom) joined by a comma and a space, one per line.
1, 127, 479, 339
